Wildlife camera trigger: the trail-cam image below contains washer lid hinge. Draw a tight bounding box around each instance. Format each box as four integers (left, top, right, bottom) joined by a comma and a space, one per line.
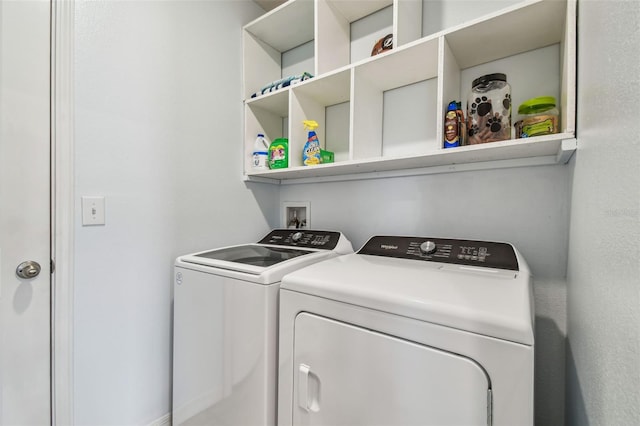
487, 389, 493, 426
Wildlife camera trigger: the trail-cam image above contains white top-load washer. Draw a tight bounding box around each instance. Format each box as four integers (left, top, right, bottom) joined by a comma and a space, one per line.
172, 229, 353, 426
278, 235, 534, 426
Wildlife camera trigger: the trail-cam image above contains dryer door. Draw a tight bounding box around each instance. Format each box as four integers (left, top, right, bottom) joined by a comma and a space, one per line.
293, 313, 490, 426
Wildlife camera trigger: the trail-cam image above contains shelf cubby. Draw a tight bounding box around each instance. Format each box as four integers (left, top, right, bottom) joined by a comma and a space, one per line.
242, 0, 315, 99
242, 0, 577, 184
244, 90, 289, 171
352, 36, 439, 160
290, 68, 351, 167
441, 0, 574, 135
317, 0, 394, 74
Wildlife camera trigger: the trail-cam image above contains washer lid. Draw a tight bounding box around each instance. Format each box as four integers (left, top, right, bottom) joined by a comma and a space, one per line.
178, 244, 324, 278
281, 251, 534, 345
176, 229, 354, 284
191, 245, 314, 268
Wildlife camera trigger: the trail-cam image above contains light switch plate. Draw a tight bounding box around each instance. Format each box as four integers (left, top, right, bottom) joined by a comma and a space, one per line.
81, 196, 105, 226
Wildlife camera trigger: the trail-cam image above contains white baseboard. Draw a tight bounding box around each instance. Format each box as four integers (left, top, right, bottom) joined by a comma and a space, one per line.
147, 413, 171, 426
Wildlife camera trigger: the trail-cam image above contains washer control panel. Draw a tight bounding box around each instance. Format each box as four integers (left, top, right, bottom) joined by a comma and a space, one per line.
358, 236, 519, 271
258, 229, 341, 250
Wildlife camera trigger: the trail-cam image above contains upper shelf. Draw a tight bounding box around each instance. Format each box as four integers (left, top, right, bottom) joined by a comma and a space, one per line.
442, 0, 567, 69
244, 134, 577, 184
327, 0, 392, 22
244, 0, 314, 52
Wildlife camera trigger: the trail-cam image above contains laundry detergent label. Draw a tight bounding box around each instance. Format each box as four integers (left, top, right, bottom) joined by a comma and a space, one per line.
302, 132, 321, 166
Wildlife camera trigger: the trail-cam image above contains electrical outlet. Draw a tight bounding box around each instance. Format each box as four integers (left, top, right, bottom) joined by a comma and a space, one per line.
81, 196, 105, 226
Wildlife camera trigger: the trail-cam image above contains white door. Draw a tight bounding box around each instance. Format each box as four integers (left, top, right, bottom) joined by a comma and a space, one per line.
0, 0, 52, 423
293, 313, 490, 426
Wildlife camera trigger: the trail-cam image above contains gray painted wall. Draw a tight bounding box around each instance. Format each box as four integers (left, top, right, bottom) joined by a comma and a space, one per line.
73, 1, 273, 424
566, 0, 640, 424
70, 0, 640, 425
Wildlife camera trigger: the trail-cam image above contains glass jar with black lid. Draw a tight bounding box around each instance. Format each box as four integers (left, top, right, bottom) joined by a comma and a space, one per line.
467, 73, 511, 144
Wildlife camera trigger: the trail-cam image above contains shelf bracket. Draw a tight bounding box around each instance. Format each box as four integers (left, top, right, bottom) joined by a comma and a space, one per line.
556, 138, 577, 164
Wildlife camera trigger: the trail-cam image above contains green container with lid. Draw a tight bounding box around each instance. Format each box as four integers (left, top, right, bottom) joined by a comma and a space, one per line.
515, 96, 559, 138
518, 96, 557, 115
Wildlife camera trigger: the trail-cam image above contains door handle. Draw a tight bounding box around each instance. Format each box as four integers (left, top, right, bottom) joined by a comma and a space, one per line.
298, 363, 320, 413
16, 261, 41, 279
298, 364, 310, 411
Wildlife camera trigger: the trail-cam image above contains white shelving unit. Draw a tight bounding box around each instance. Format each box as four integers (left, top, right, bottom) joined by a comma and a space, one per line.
242, 0, 577, 184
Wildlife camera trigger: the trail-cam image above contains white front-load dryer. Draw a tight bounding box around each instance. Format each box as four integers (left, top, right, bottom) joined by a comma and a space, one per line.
172, 229, 353, 426
278, 235, 534, 426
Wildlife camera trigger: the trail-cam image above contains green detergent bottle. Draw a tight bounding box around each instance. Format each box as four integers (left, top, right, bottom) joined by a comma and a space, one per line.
268, 138, 288, 169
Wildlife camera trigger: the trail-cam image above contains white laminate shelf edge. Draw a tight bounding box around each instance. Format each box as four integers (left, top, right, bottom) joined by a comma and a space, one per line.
243, 134, 577, 185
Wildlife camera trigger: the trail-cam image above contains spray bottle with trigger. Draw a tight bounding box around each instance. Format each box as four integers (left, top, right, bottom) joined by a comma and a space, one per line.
302, 120, 322, 166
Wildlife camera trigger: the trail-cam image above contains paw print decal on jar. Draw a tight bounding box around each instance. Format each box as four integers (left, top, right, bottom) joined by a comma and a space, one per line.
466, 73, 511, 144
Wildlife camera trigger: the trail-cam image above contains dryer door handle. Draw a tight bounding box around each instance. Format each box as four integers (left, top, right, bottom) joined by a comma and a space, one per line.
298, 364, 320, 413
298, 364, 310, 411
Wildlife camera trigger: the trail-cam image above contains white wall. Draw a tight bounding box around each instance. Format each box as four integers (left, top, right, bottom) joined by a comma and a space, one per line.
566, 0, 640, 424
73, 1, 274, 424
280, 164, 570, 425
69, 1, 640, 425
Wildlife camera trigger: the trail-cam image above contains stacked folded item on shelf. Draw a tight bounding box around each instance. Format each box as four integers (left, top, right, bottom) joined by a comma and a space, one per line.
251, 72, 313, 98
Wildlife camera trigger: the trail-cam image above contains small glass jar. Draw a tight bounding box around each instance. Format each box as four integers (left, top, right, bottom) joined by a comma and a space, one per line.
514, 96, 560, 138
467, 73, 511, 144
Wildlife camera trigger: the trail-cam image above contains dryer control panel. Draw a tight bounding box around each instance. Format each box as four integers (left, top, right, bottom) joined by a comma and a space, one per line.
258, 229, 341, 250
358, 236, 519, 271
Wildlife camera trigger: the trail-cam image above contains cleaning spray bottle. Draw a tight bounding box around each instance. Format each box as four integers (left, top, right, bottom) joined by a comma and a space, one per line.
302, 120, 322, 166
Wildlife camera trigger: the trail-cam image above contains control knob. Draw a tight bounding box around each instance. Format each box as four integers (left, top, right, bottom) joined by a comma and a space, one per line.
292, 232, 303, 242
419, 241, 437, 255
